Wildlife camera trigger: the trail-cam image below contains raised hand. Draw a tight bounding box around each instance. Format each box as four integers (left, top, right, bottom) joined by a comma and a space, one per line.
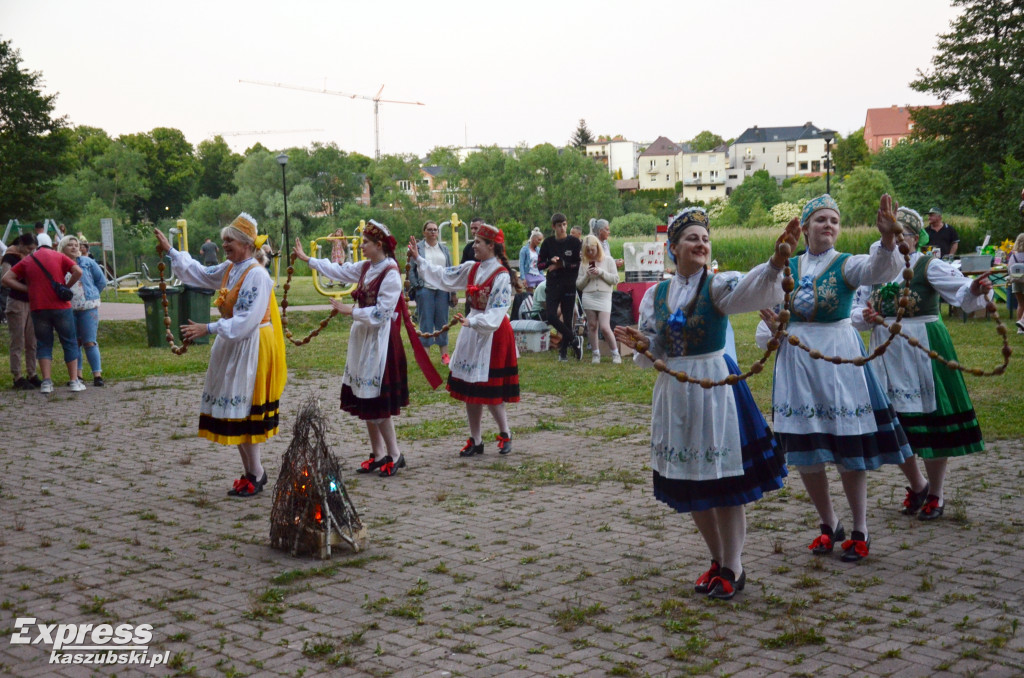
875, 194, 900, 248
771, 217, 802, 268
406, 235, 419, 260
292, 237, 310, 262
153, 228, 172, 255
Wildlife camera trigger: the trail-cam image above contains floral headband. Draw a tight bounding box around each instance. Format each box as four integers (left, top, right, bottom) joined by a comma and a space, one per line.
476, 223, 504, 244
800, 194, 839, 225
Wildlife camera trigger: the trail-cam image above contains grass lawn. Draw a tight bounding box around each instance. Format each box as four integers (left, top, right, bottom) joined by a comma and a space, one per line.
3, 289, 1020, 439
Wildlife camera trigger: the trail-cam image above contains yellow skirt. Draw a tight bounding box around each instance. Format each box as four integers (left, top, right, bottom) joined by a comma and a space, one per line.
199, 322, 288, 445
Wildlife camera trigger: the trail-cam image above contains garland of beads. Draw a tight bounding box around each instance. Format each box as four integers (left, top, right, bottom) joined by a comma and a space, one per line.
279, 253, 339, 346
402, 259, 464, 338
157, 261, 193, 355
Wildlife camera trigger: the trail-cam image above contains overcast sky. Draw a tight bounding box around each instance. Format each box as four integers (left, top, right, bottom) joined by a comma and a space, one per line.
3, 0, 962, 158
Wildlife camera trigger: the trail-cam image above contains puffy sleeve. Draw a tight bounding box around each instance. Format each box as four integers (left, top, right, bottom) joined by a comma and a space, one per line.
710, 262, 785, 316
632, 283, 663, 368
307, 257, 366, 284
169, 248, 230, 289
416, 259, 474, 292
467, 271, 511, 335
926, 258, 991, 313
208, 267, 272, 340
850, 283, 874, 331
842, 245, 904, 288
351, 268, 401, 327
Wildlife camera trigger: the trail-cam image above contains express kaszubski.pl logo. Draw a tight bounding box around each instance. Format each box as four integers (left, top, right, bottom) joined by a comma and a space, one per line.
10, 618, 169, 667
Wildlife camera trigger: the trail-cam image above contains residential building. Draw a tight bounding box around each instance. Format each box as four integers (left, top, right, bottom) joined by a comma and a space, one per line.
585, 137, 640, 180
863, 105, 941, 153
638, 136, 684, 191
679, 144, 728, 203
726, 123, 832, 187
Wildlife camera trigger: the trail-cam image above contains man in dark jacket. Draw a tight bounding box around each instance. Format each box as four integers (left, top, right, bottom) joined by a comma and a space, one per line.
537, 212, 582, 361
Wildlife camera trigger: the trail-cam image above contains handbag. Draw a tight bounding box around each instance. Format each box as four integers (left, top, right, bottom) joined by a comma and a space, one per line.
31, 254, 75, 302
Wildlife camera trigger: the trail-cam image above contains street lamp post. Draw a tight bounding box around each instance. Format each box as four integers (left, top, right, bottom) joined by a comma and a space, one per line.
276, 153, 290, 249
820, 130, 836, 195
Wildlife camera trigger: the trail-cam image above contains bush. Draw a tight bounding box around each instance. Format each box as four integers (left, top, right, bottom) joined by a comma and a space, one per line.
498, 219, 528, 249
610, 212, 660, 237
837, 167, 895, 226
770, 201, 803, 226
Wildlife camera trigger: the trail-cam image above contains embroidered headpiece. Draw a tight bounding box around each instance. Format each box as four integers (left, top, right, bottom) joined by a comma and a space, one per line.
896, 207, 928, 248
800, 194, 839, 225
227, 212, 258, 243
667, 207, 710, 245
476, 223, 504, 244
364, 219, 397, 252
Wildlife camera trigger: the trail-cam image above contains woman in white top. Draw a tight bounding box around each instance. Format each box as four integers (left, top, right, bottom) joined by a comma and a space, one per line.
407, 223, 522, 458
576, 234, 621, 363
407, 221, 456, 365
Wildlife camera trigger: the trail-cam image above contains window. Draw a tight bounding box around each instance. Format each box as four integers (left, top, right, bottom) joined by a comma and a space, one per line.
692, 172, 698, 179
883, 138, 892, 148
398, 180, 412, 191
710, 185, 717, 191
811, 160, 820, 172
798, 144, 807, 153
799, 161, 808, 170
697, 186, 703, 191
666, 174, 670, 181
665, 159, 670, 166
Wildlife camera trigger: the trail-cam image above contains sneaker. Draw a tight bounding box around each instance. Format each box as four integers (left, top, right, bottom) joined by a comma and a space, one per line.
591, 352, 601, 364
441, 353, 450, 366
558, 351, 568, 363
1018, 328, 1024, 335
69, 379, 87, 392
39, 379, 53, 395
93, 376, 105, 387
902, 484, 930, 515
27, 375, 43, 387
611, 353, 622, 364
1016, 319, 1024, 332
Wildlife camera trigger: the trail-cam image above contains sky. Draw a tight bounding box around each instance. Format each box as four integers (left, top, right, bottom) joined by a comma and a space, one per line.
2, 0, 963, 158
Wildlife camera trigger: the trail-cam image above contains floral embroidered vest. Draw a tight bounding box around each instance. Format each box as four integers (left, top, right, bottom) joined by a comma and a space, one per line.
867, 256, 938, 318
351, 261, 399, 308
216, 263, 270, 322
466, 263, 506, 311
789, 253, 855, 323
653, 274, 726, 357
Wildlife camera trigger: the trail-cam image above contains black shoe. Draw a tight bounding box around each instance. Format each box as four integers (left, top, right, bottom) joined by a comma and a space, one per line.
840, 531, 870, 562
227, 473, 260, 497
254, 471, 268, 492
917, 495, 944, 521
902, 484, 930, 515
379, 454, 404, 477
707, 567, 745, 600
809, 521, 845, 555
27, 375, 43, 388
93, 376, 105, 387
458, 438, 484, 457
694, 560, 720, 594
496, 432, 512, 455
356, 455, 386, 474
12, 377, 32, 390
558, 349, 568, 362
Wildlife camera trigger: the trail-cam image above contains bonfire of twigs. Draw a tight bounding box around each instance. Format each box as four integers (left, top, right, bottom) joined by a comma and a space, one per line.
269, 397, 366, 558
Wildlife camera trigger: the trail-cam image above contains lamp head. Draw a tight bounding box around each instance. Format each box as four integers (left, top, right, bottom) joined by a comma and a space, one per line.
276, 152, 289, 166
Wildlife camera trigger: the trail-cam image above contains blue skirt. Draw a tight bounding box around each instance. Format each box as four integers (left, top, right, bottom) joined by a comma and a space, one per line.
653, 355, 787, 513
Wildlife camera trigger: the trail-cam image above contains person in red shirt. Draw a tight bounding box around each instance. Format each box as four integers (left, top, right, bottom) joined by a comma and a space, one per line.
1, 234, 84, 394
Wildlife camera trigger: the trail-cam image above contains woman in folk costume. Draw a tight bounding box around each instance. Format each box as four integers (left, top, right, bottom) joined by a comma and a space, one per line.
154, 213, 287, 498
759, 194, 913, 562
293, 220, 441, 477
851, 207, 991, 520
613, 208, 799, 600
406, 223, 521, 458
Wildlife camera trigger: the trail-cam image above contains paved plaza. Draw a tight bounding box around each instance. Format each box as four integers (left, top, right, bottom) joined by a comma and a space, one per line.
1, 372, 1023, 677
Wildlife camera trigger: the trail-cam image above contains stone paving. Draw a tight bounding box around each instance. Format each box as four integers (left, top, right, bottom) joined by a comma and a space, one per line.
1, 372, 1023, 677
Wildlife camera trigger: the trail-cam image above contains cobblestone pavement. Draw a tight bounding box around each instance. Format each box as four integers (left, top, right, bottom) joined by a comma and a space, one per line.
1, 373, 1022, 677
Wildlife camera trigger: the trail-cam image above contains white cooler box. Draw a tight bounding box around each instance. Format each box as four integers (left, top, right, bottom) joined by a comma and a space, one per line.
511, 319, 550, 353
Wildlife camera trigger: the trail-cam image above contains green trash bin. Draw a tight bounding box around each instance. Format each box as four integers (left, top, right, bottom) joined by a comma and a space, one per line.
138, 286, 182, 348
180, 285, 215, 345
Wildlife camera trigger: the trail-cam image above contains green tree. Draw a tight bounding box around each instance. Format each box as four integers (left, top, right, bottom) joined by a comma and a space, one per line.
976, 154, 1024, 242
0, 38, 70, 220
871, 139, 955, 212
728, 170, 781, 222
831, 129, 871, 177
609, 212, 660, 237
688, 130, 725, 152
569, 119, 595, 149
196, 136, 242, 198
837, 166, 895, 226
120, 127, 200, 220
909, 0, 1024, 202
744, 199, 771, 228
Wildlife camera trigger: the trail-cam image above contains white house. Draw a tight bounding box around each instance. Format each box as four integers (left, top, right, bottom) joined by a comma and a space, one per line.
726, 123, 833, 188
638, 136, 683, 191
679, 144, 728, 203
585, 138, 640, 180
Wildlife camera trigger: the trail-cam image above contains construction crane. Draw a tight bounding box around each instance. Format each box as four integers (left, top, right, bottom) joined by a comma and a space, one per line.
213, 129, 325, 137
240, 79, 425, 159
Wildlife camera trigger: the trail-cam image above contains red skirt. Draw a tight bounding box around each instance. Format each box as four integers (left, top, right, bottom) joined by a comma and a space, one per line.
447, 317, 520, 405
341, 318, 409, 420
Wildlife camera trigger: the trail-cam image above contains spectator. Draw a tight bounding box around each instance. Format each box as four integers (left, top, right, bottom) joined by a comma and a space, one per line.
1, 233, 84, 394
1010, 233, 1024, 333
200, 237, 220, 266
2, 234, 41, 389
570, 225, 583, 239
538, 212, 582, 361
59, 235, 107, 387
407, 220, 457, 365
576, 235, 621, 363
518, 228, 545, 291
925, 208, 959, 258
461, 218, 484, 265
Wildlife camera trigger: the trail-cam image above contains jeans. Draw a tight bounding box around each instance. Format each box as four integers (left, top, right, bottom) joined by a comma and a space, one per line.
6, 298, 37, 378
32, 308, 80, 363
416, 287, 450, 348
74, 307, 102, 375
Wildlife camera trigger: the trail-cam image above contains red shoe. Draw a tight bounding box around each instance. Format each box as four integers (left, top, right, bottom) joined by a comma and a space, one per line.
441, 353, 450, 366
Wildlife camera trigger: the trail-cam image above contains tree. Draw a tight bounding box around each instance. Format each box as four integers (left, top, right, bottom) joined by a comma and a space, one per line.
120, 128, 200, 220
837, 166, 895, 226
728, 170, 781, 222
688, 130, 725, 152
831, 129, 871, 177
910, 0, 1024, 201
569, 119, 595, 149
197, 136, 242, 198
871, 139, 957, 212
0, 38, 70, 220
976, 154, 1024, 242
